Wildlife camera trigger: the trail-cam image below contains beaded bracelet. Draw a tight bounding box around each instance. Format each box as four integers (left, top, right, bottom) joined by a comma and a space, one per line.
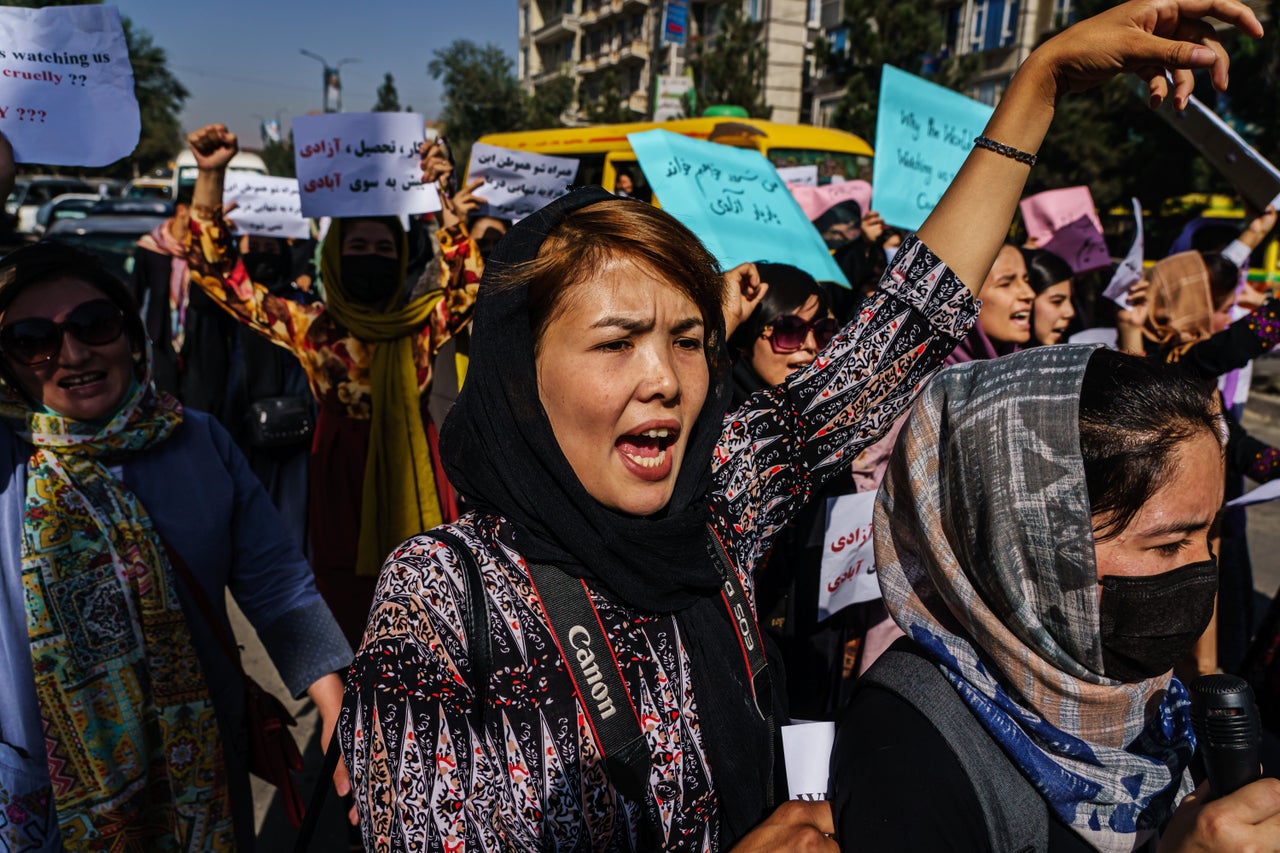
972, 136, 1038, 167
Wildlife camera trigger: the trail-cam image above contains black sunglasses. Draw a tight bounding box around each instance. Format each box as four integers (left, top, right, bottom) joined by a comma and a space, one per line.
765, 314, 839, 354
0, 299, 126, 365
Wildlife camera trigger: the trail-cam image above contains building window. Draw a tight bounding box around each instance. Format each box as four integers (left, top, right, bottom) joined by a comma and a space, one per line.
748, 0, 761, 22
969, 0, 1016, 52
1052, 0, 1074, 27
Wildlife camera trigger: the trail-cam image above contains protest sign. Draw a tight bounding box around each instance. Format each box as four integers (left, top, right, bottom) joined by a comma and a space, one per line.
1068, 327, 1119, 348
871, 65, 993, 232
628, 129, 849, 286
1020, 186, 1111, 274
0, 5, 139, 166
782, 722, 836, 801
1156, 92, 1280, 213
292, 112, 440, 219
776, 165, 818, 187
788, 180, 873, 223
223, 174, 310, 240
465, 142, 578, 221
1103, 198, 1144, 309
818, 491, 880, 619
1228, 478, 1280, 508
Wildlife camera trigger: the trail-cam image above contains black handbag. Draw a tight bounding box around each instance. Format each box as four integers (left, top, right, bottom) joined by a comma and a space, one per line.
246, 396, 314, 449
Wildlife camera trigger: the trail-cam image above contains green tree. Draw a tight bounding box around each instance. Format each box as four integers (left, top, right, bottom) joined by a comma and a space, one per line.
582, 71, 634, 124
121, 17, 189, 177
524, 74, 576, 128
688, 0, 771, 118
373, 72, 402, 112
820, 0, 975, 141
428, 40, 527, 166
261, 137, 296, 178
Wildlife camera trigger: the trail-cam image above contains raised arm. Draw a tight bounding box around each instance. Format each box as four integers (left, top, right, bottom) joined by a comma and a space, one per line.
186, 124, 320, 351
918, 0, 1262, 293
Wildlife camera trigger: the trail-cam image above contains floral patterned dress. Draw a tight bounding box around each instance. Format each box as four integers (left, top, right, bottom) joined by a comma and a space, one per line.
338, 236, 978, 851
187, 213, 482, 640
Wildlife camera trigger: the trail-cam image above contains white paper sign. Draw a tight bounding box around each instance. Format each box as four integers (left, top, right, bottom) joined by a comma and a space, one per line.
818, 491, 881, 619
223, 174, 310, 239
0, 5, 139, 166
466, 142, 578, 221
1068, 327, 1119, 348
1103, 197, 1144, 310
1228, 478, 1280, 508
782, 722, 836, 800
776, 165, 818, 187
292, 112, 441, 218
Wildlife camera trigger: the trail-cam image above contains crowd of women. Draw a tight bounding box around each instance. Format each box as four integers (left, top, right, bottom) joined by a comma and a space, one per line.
4, 0, 1280, 850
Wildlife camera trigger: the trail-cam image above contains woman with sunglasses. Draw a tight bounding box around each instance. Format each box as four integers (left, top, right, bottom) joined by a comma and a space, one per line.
0, 242, 352, 851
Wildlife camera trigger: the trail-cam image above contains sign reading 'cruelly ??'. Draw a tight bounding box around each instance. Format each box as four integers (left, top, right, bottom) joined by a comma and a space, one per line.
0, 5, 140, 166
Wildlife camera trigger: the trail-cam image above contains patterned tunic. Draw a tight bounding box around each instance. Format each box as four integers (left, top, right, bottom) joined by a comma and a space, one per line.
187, 214, 481, 418
338, 236, 978, 851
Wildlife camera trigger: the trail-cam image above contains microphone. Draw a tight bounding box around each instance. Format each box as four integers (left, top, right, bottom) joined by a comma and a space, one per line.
1190, 674, 1262, 799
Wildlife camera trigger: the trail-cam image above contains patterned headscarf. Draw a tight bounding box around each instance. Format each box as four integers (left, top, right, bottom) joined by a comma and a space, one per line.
876, 345, 1195, 853
1142, 251, 1214, 355
1, 339, 235, 849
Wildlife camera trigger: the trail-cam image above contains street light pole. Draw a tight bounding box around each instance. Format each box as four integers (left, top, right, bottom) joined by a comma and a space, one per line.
299, 50, 360, 113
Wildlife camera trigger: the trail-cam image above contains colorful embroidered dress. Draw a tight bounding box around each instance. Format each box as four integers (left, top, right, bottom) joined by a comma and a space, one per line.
7, 381, 235, 851
339, 237, 978, 851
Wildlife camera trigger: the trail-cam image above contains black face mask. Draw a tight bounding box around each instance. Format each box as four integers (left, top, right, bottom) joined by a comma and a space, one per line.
243, 252, 289, 288
340, 254, 400, 304
1098, 559, 1218, 683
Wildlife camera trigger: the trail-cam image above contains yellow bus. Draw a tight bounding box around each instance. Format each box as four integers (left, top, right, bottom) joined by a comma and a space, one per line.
473, 118, 873, 203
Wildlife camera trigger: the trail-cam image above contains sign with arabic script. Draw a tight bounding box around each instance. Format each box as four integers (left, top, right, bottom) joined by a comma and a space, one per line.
292, 111, 441, 218
628, 129, 849, 286
818, 491, 881, 619
465, 142, 578, 221
223, 174, 310, 239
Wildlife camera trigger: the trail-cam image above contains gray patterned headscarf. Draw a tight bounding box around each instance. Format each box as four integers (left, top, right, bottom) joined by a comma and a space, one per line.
876, 344, 1196, 852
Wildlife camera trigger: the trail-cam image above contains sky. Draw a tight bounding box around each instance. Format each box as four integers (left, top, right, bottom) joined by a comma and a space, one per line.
113, 0, 519, 150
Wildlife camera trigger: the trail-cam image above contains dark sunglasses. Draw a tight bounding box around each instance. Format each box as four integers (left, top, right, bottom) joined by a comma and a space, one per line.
0, 299, 126, 365
764, 314, 839, 353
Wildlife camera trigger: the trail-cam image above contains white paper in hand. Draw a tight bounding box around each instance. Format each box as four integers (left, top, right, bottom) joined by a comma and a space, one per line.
224, 174, 310, 240
0, 5, 139, 166
1103, 198, 1144, 310
466, 142, 578, 221
1228, 479, 1280, 508
818, 492, 881, 620
782, 722, 836, 801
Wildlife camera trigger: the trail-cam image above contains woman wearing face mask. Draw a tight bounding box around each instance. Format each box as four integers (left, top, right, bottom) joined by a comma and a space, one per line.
1023, 247, 1078, 345
185, 125, 482, 645
0, 243, 352, 851
830, 345, 1280, 852
945, 242, 1036, 363
1119, 248, 1280, 671
339, 2, 1263, 848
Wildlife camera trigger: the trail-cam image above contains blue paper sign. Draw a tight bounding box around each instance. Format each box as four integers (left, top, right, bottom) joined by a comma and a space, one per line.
661, 0, 688, 47
871, 65, 994, 232
628, 129, 850, 287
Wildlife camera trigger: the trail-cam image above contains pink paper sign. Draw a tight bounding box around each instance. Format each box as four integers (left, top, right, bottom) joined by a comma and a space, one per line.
788, 180, 873, 223
1020, 186, 1111, 274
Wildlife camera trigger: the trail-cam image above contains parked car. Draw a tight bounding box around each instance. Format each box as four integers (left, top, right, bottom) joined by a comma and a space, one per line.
125, 177, 173, 200
44, 213, 169, 282
6, 177, 96, 234
89, 198, 175, 218
34, 193, 103, 236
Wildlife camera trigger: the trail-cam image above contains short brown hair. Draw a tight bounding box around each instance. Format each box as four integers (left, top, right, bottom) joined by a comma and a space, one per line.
506, 200, 726, 366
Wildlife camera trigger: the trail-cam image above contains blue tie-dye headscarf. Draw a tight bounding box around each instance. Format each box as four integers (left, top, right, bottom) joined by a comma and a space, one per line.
875, 344, 1196, 853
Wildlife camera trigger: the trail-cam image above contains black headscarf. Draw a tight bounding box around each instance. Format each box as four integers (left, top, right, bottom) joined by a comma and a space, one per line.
441, 187, 774, 843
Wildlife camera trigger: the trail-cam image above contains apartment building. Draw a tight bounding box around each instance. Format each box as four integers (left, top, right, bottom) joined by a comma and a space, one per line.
517, 0, 815, 124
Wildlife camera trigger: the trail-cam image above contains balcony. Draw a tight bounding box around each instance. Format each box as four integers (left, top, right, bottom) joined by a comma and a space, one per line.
618, 38, 649, 61
533, 12, 582, 41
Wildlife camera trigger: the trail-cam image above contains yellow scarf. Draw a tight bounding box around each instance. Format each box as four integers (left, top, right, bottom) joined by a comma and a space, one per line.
320, 220, 443, 576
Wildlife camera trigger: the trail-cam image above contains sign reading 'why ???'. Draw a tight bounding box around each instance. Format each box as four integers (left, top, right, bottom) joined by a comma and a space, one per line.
628, 129, 849, 287
292, 112, 441, 218
0, 4, 139, 166
872, 65, 994, 232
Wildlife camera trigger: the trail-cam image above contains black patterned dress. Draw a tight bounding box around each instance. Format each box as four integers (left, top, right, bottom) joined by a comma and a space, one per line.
338, 235, 978, 852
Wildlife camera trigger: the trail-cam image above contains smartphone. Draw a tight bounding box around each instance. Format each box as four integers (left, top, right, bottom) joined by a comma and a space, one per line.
436, 135, 458, 197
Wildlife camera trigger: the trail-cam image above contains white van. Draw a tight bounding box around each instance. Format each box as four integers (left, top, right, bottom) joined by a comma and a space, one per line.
171, 149, 269, 199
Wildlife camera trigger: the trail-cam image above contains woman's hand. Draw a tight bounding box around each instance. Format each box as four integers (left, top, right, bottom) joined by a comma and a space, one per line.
452, 178, 488, 221
722, 262, 767, 339
1158, 778, 1280, 851
728, 801, 839, 852
1115, 277, 1151, 354
1241, 205, 1278, 250
860, 210, 885, 244
187, 123, 239, 172
306, 672, 358, 825
1030, 0, 1261, 110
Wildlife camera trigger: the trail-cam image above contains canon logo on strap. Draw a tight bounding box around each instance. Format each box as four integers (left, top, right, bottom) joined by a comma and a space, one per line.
569, 625, 617, 719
